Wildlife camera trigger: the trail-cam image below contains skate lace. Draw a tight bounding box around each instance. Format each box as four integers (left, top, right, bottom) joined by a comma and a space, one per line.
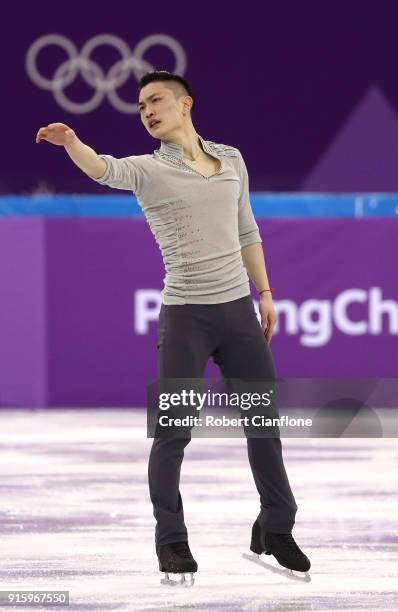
170, 541, 191, 558
278, 534, 302, 556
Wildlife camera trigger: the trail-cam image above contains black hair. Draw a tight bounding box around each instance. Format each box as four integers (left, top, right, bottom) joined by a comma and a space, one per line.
138, 70, 195, 113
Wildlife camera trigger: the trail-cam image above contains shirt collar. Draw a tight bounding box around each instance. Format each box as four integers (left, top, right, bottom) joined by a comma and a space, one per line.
159, 134, 210, 159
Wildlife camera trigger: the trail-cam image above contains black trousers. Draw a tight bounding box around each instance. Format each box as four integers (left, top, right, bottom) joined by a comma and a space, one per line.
148, 295, 297, 546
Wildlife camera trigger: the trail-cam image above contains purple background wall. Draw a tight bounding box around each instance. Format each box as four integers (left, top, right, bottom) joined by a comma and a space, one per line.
0, 219, 47, 407
1, 218, 396, 408
1, 2, 398, 407
3, 1, 398, 193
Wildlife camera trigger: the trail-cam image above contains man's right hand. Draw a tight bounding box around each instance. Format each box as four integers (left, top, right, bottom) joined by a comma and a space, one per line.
36, 122, 76, 146
35, 122, 106, 179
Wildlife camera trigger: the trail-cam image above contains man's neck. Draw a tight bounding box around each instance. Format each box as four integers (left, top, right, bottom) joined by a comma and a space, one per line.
161, 128, 203, 160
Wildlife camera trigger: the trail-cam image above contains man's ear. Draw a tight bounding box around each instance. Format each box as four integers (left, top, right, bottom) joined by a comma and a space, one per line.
184, 95, 193, 113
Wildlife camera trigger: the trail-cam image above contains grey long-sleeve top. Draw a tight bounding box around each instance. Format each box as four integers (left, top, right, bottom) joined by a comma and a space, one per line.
93, 134, 262, 305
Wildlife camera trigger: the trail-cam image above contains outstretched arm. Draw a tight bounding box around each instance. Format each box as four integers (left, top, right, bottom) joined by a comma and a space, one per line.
36, 122, 106, 179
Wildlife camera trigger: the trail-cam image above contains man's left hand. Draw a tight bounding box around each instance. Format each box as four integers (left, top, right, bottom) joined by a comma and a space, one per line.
259, 293, 277, 344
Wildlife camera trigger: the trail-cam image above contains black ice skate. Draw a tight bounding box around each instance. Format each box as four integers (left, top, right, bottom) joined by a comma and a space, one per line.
157, 541, 198, 587
244, 519, 311, 578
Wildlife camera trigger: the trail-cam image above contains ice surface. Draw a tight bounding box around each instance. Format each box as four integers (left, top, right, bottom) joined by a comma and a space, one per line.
0, 408, 397, 611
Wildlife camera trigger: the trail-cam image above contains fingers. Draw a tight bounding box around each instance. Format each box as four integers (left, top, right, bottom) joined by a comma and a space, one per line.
262, 316, 276, 344
36, 128, 46, 143
36, 127, 50, 143
261, 319, 270, 343
35, 123, 69, 143
268, 319, 276, 343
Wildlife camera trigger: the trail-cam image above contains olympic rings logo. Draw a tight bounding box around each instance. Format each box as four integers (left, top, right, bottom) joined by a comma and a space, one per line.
25, 34, 187, 114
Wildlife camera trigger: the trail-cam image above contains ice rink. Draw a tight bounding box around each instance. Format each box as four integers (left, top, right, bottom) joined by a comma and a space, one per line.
0, 409, 397, 611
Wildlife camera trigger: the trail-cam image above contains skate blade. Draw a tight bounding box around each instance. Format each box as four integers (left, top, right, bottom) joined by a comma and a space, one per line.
160, 572, 195, 587
242, 552, 311, 583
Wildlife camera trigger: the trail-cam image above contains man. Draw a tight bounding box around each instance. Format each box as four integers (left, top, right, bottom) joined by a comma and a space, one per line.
36, 70, 310, 585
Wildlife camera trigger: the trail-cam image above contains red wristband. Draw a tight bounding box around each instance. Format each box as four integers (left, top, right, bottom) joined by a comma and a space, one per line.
259, 288, 275, 295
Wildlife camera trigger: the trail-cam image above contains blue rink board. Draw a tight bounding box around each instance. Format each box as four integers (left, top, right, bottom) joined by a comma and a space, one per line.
0, 194, 398, 217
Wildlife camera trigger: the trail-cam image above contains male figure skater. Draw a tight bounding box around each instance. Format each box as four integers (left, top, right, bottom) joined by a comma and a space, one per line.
36, 70, 310, 584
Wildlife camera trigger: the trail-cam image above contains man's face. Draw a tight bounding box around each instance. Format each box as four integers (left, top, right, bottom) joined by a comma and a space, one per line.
138, 82, 187, 137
